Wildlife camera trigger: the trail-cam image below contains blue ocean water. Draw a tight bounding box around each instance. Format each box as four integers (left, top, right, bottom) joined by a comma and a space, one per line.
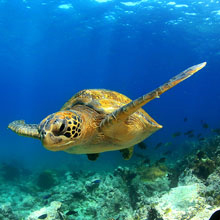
0, 0, 220, 172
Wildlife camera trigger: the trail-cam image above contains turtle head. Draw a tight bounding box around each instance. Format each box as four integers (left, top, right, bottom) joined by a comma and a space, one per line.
39, 110, 83, 151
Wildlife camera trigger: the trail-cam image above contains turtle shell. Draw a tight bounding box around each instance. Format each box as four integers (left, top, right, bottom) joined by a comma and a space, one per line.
61, 89, 131, 114
61, 89, 160, 127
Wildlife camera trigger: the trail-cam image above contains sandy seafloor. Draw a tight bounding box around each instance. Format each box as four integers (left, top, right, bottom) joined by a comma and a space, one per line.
1, 135, 220, 220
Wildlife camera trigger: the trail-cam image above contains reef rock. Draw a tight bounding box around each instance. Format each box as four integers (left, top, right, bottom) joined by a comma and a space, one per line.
155, 184, 206, 220
27, 201, 63, 220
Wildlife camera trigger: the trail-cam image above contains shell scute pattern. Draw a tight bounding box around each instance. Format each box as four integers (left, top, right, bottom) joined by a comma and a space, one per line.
61, 89, 159, 126
61, 89, 132, 114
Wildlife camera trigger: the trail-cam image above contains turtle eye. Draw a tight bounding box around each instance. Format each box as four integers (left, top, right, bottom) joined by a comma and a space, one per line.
59, 123, 65, 132
52, 120, 66, 136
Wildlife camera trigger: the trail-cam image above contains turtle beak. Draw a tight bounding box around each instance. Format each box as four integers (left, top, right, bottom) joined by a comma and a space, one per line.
39, 122, 62, 149
39, 125, 68, 151
41, 132, 63, 150
38, 118, 57, 149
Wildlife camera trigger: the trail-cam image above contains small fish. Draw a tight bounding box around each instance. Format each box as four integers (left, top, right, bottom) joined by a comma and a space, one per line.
196, 150, 205, 160
202, 122, 209, 129
92, 179, 101, 184
142, 158, 151, 164
198, 137, 205, 141
209, 210, 220, 220
43, 194, 52, 200
212, 128, 220, 135
66, 210, 78, 216
164, 142, 172, 147
154, 142, 163, 150
38, 214, 47, 219
172, 132, 181, 137
184, 130, 194, 136
137, 142, 147, 150
184, 117, 188, 122
156, 157, 166, 164
163, 150, 172, 155
197, 133, 202, 138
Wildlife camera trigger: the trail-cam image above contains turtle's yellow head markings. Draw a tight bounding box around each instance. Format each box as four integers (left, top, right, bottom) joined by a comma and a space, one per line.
39, 110, 82, 151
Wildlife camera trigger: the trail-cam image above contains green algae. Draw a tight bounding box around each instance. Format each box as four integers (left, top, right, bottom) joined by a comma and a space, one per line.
138, 164, 167, 182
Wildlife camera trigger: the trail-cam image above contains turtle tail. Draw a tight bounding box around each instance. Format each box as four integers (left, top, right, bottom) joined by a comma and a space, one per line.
100, 62, 206, 128
8, 120, 40, 139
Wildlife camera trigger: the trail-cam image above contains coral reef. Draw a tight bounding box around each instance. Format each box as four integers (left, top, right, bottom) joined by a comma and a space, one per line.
0, 203, 19, 220
137, 163, 167, 182
0, 163, 20, 181
1, 135, 220, 219
27, 201, 62, 220
37, 170, 57, 190
191, 150, 216, 179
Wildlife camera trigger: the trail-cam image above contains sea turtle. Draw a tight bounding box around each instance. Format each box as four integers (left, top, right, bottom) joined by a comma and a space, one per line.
8, 62, 206, 161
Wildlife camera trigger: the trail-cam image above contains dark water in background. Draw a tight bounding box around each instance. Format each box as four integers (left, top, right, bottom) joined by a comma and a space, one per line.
0, 0, 220, 171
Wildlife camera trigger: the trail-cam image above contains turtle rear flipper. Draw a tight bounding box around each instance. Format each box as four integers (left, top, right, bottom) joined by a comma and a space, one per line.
100, 62, 206, 129
8, 120, 40, 139
120, 146, 134, 160
87, 153, 99, 161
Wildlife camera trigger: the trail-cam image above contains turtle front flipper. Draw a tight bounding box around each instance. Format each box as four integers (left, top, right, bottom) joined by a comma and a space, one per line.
8, 120, 40, 139
100, 62, 206, 129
